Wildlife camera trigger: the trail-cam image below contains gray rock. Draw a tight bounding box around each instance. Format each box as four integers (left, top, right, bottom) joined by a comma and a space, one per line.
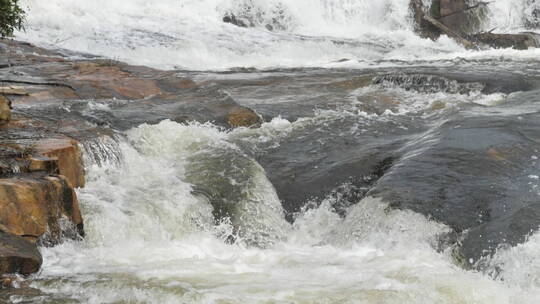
0, 232, 42, 276
467, 32, 540, 50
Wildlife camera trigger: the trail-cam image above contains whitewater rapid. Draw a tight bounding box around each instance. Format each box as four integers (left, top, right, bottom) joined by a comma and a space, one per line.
8, 1, 540, 303
28, 120, 540, 303
16, 0, 540, 70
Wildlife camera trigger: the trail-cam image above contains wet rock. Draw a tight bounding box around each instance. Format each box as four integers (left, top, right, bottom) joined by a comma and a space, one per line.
33, 138, 85, 188
0, 232, 42, 276
328, 76, 373, 91
26, 155, 59, 174
185, 144, 289, 248
0, 96, 11, 125
223, 14, 249, 28
357, 93, 400, 115
438, 0, 484, 36
373, 73, 484, 94
439, 0, 465, 17
0, 274, 26, 289
0, 86, 28, 96
222, 2, 291, 31
227, 106, 262, 128
257, 113, 412, 221
0, 173, 84, 245
369, 112, 540, 268
428, 100, 447, 111
0, 41, 262, 132
411, 0, 490, 46
72, 61, 162, 99
467, 32, 540, 50
410, 0, 442, 40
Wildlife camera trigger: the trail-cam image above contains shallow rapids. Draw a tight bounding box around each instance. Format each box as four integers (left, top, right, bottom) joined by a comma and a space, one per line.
8, 117, 533, 303
6, 0, 540, 303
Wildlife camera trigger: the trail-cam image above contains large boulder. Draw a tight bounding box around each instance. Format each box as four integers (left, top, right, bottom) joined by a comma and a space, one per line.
416, 0, 540, 50
410, 0, 442, 40
0, 173, 84, 245
0, 232, 42, 276
439, 0, 468, 34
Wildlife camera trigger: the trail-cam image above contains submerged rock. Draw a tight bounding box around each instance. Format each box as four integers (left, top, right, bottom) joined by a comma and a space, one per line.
373, 73, 484, 95
357, 93, 400, 115
0, 232, 42, 276
185, 146, 290, 248
227, 106, 262, 128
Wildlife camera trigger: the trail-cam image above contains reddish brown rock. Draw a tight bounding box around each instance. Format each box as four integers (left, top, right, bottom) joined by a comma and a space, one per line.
2, 40, 260, 131
0, 174, 84, 245
0, 96, 10, 125
15, 87, 79, 105
72, 62, 162, 99
0, 232, 42, 276
227, 107, 262, 128
26, 155, 59, 173
33, 138, 85, 188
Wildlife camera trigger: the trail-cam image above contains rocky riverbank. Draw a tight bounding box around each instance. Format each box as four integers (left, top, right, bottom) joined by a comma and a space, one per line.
0, 39, 262, 284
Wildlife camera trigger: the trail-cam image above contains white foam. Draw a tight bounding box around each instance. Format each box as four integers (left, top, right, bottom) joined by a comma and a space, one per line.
17, 0, 539, 70
30, 120, 540, 303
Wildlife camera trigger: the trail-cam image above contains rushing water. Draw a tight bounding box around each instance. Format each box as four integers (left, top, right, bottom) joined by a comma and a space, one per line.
26, 119, 540, 303
17, 0, 540, 70
8, 0, 540, 303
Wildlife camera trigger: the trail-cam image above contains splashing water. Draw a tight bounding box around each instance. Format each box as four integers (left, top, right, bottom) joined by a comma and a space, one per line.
8, 1, 540, 303
22, 120, 540, 303
16, 0, 540, 70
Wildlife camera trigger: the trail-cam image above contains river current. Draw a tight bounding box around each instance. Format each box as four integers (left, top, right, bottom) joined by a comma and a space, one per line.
9, 0, 540, 303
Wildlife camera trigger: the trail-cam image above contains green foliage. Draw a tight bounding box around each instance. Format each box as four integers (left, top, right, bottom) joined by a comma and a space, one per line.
0, 0, 25, 38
